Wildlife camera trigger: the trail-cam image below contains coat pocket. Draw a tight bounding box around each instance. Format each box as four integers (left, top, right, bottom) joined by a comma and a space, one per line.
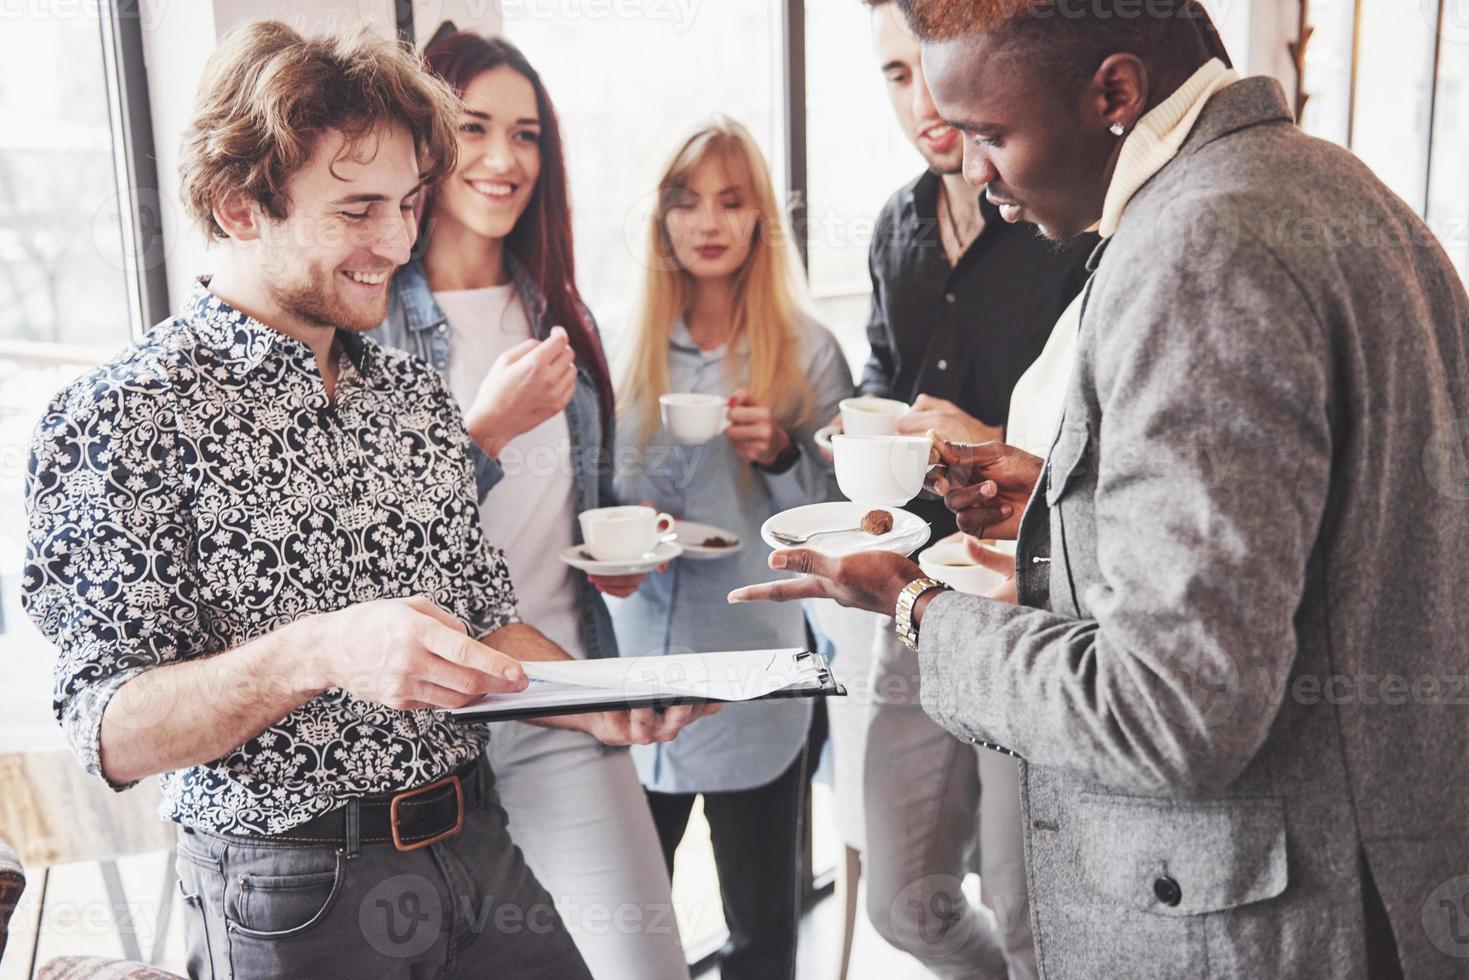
1075, 793, 1288, 917
1044, 419, 1091, 508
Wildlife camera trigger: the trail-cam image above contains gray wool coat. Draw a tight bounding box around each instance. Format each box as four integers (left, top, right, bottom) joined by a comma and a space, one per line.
916, 77, 1469, 978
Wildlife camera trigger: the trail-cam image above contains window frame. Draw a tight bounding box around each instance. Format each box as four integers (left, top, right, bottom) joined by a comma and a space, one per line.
1316, 0, 1451, 219
97, 0, 170, 337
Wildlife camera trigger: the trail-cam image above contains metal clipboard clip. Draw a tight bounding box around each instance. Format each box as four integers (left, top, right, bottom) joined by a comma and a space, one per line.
794, 649, 837, 692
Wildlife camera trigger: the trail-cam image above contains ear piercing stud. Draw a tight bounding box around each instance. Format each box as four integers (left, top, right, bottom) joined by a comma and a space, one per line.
1110, 122, 1127, 137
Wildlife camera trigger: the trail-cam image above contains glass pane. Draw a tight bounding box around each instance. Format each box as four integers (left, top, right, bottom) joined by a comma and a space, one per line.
804, 0, 928, 373
503, 3, 785, 343
0, 9, 131, 348
0, 8, 128, 703
502, 15, 786, 957
1427, 7, 1469, 280
1299, 0, 1357, 144
1351, 0, 1440, 212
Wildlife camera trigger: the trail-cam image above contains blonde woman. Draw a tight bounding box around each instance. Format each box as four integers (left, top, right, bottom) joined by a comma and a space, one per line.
609, 117, 852, 980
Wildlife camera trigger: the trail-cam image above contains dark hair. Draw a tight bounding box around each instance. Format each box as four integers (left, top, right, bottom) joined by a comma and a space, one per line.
420, 29, 615, 440
895, 0, 1231, 85
180, 21, 460, 239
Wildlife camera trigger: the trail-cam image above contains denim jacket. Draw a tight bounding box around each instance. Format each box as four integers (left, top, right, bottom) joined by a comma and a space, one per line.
369, 256, 619, 660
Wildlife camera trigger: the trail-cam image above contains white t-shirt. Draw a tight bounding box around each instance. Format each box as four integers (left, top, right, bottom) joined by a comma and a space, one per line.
434, 286, 587, 660
1007, 288, 1085, 460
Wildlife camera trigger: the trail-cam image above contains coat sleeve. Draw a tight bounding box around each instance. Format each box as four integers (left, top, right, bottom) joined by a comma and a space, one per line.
916, 232, 1334, 796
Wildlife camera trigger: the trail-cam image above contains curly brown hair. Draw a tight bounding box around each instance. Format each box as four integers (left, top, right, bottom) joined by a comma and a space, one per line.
179, 21, 461, 239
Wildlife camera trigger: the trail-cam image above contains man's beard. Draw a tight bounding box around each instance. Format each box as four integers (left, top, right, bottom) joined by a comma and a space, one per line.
922, 152, 964, 178
263, 253, 388, 333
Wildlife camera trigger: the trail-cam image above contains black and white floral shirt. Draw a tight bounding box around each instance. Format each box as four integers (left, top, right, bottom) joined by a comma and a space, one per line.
22, 283, 518, 837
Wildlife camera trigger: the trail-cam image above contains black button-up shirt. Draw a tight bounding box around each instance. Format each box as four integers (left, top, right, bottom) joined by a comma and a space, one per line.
22, 283, 518, 837
859, 171, 1097, 535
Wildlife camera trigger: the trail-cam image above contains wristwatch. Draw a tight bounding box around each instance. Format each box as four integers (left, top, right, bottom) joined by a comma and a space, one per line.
895, 577, 951, 652
753, 440, 801, 475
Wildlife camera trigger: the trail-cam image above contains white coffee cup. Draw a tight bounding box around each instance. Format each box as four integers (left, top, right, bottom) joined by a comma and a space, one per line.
578, 506, 677, 562
839, 396, 909, 437
831, 434, 932, 506
919, 540, 1008, 596
660, 393, 728, 444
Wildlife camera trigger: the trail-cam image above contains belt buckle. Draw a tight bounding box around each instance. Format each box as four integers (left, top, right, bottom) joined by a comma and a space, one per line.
389, 774, 464, 852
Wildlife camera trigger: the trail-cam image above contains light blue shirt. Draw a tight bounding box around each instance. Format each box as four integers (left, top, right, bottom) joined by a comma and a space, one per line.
610, 315, 853, 793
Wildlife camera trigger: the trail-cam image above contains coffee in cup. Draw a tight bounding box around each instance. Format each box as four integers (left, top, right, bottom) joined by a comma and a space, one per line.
660, 393, 728, 444
831, 434, 932, 506
578, 506, 677, 562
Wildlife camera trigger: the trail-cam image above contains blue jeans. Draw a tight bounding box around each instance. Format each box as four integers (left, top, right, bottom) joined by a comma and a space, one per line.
173, 780, 591, 979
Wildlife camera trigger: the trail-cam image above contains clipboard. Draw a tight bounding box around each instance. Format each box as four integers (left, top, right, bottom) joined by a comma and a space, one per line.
449, 649, 846, 723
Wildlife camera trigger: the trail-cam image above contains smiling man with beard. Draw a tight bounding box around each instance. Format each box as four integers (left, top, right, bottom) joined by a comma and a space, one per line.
732, 1, 1469, 977
22, 22, 706, 979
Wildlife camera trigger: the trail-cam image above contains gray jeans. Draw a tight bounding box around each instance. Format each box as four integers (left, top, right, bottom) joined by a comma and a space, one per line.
173, 778, 591, 979
863, 628, 1038, 980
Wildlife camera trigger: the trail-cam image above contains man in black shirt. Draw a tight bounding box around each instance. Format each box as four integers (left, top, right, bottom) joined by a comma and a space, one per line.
852, 17, 1094, 539
839, 4, 1095, 977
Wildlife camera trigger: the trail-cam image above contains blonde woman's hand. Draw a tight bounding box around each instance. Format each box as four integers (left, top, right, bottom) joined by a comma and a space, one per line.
587, 573, 647, 598
726, 389, 792, 467
464, 326, 577, 458
964, 538, 1018, 604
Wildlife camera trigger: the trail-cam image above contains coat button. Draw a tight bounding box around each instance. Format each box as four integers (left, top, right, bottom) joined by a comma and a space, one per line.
1153, 875, 1182, 907
945, 293, 956, 304
936, 359, 948, 371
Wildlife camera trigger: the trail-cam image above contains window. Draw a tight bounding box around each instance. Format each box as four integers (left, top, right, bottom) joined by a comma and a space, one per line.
1300, 0, 1468, 278
1298, 0, 1357, 145
1427, 4, 1469, 277
0, 3, 140, 742
500, 9, 793, 957
1351, 1, 1439, 212
803, 0, 927, 372
502, 2, 786, 343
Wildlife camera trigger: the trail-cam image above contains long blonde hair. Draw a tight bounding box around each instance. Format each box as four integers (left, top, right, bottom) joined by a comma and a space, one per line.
618, 117, 815, 447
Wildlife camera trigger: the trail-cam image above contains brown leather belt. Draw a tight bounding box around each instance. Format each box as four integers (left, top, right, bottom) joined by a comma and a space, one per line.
263, 755, 487, 852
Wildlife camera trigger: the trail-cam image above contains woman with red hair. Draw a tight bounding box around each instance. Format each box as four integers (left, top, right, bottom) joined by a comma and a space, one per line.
372, 29, 695, 980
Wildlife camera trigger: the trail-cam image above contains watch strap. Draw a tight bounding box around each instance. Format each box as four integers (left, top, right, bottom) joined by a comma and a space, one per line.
895, 577, 949, 652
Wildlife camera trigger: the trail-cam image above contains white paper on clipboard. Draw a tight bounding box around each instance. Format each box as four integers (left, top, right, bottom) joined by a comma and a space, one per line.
449, 648, 833, 718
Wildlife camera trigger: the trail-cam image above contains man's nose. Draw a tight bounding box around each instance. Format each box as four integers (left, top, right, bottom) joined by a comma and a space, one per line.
963, 143, 997, 187
910, 65, 939, 124
374, 208, 415, 267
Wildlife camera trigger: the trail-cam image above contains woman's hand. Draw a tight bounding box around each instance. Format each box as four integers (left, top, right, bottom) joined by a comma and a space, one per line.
587, 573, 649, 598
898, 394, 1003, 445
965, 539, 1019, 604
727, 549, 924, 616
464, 326, 577, 458
580, 703, 724, 747
726, 388, 792, 467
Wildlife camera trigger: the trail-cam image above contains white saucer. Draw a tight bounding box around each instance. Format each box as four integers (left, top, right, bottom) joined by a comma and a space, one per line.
559, 540, 684, 576
674, 520, 743, 560
760, 502, 930, 558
